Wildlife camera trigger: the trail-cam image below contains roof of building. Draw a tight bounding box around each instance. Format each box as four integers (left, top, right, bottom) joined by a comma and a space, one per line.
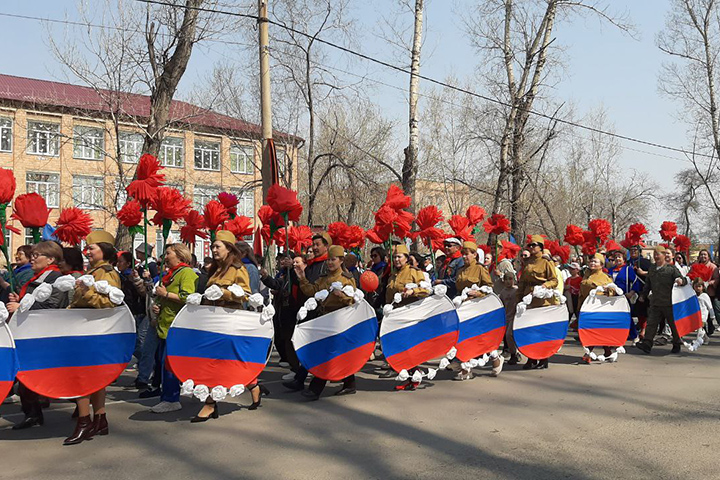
0, 73, 301, 143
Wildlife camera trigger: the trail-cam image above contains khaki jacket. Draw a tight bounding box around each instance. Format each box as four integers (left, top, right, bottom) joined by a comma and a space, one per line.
70, 261, 121, 309
517, 252, 559, 308
206, 263, 251, 309
455, 259, 493, 295
578, 270, 617, 309
299, 268, 356, 314
386, 264, 430, 306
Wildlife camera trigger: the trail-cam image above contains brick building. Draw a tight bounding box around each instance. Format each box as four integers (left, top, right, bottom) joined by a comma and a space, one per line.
0, 73, 301, 258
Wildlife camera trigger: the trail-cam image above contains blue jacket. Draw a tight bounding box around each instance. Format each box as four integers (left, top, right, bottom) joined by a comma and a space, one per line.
438, 256, 464, 298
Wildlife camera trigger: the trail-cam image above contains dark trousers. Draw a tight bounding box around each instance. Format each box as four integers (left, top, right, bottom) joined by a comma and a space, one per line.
641, 305, 680, 349
308, 375, 355, 396
18, 382, 42, 418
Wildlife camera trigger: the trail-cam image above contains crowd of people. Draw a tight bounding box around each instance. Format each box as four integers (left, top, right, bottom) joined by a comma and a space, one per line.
2, 226, 715, 445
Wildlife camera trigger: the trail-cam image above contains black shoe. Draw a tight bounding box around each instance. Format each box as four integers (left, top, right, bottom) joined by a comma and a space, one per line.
248, 384, 270, 410
12, 415, 44, 430
282, 380, 305, 391
535, 359, 549, 370
635, 342, 652, 354
508, 354, 519, 366
134, 379, 149, 390
191, 403, 219, 423
139, 388, 161, 399
377, 362, 392, 371
378, 370, 397, 378
300, 389, 320, 401
522, 359, 537, 370
671, 344, 681, 354
334, 387, 357, 396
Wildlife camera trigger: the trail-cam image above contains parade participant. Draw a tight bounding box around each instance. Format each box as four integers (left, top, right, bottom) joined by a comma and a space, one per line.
368, 247, 388, 276
385, 244, 431, 389
566, 262, 582, 326
58, 247, 85, 303
135, 242, 160, 282
517, 235, 559, 370
149, 244, 197, 414
8, 241, 69, 430
260, 252, 300, 369
543, 249, 564, 296
696, 249, 718, 334
453, 241, 503, 380
117, 252, 146, 362
606, 250, 640, 342
674, 251, 689, 276
578, 253, 619, 364
434, 238, 464, 298
236, 241, 261, 294
635, 246, 688, 355
295, 245, 358, 399
627, 244, 652, 337
64, 230, 121, 445
194, 230, 268, 420
0, 245, 34, 296
692, 277, 713, 345
344, 251, 362, 286
498, 272, 521, 364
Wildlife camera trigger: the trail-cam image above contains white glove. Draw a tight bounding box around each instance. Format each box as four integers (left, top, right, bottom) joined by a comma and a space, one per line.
32, 282, 53, 302
304, 298, 318, 311
186, 293, 202, 305
227, 284, 245, 299
247, 293, 264, 308
94, 280, 110, 295
18, 295, 35, 313
0, 302, 8, 323
78, 275, 95, 287
53, 275, 77, 292
433, 284, 447, 297
314, 290, 329, 302
204, 284, 223, 301
261, 303, 276, 321
108, 286, 125, 305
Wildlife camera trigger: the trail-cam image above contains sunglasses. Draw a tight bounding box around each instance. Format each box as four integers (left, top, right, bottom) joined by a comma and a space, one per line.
527, 243, 540, 248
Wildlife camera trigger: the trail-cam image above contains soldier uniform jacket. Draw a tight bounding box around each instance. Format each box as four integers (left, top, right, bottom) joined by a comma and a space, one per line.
386, 264, 430, 306
578, 270, 617, 309
641, 264, 687, 307
455, 259, 493, 295
70, 261, 121, 309
517, 252, 559, 308
206, 262, 251, 309
299, 268, 356, 314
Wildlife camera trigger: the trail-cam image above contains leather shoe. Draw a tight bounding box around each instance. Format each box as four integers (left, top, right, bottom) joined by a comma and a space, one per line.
671, 344, 681, 354
300, 389, 320, 400
522, 359, 537, 370
635, 342, 651, 354
139, 388, 161, 399
63, 415, 94, 445
92, 413, 109, 436
334, 387, 357, 396
282, 380, 304, 391
12, 415, 44, 430
378, 370, 396, 378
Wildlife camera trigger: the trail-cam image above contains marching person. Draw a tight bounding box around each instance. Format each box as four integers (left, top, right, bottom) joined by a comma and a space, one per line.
434, 237, 464, 298
692, 277, 713, 345
606, 249, 640, 342
8, 241, 69, 430
578, 253, 619, 364
385, 244, 431, 390
0, 245, 34, 298
696, 249, 718, 335
194, 230, 269, 421
64, 231, 121, 445
517, 235, 559, 370
498, 272, 521, 364
453, 241, 504, 380
148, 244, 198, 414
58, 247, 85, 304
627, 244, 652, 339
635, 246, 688, 355
295, 245, 357, 400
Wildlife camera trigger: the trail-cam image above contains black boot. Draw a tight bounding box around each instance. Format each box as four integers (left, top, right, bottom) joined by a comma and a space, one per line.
12, 413, 44, 430
522, 359, 537, 370
63, 415, 94, 445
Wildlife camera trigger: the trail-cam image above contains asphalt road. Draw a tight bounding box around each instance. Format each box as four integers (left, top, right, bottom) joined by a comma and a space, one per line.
1, 338, 719, 480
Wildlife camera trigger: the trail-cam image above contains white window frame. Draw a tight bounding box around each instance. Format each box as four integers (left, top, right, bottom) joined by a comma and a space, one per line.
72, 175, 105, 210
193, 185, 220, 210
73, 125, 104, 160
194, 140, 220, 171
230, 144, 254, 174
119, 131, 144, 164
26, 172, 60, 208
0, 117, 12, 152
231, 188, 255, 218
156, 228, 181, 254
160, 137, 184, 168
26, 121, 60, 156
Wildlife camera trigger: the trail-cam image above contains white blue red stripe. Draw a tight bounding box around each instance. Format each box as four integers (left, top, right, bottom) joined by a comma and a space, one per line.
0, 321, 18, 400
578, 295, 631, 347
380, 294, 459, 372
454, 294, 506, 361
292, 300, 378, 381
9, 306, 136, 399
672, 284, 703, 337
513, 304, 568, 360
166, 305, 273, 388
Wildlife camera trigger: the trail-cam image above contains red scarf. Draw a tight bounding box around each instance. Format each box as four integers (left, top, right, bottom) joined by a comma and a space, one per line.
19, 265, 61, 299
442, 250, 462, 270
162, 263, 190, 286
306, 253, 328, 266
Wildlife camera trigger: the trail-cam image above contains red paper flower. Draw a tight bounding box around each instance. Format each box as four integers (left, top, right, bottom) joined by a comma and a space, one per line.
546, 240, 570, 264
0, 168, 16, 204
581, 242, 597, 256
126, 154, 165, 206
416, 206, 444, 230
54, 207, 93, 245
688, 263, 714, 282
627, 223, 648, 241
483, 214, 511, 235
448, 215, 473, 241
673, 234, 691, 253
328, 221, 350, 246
117, 200, 142, 228
466, 205, 486, 227
605, 240, 623, 252
366, 225, 388, 244
564, 224, 585, 246
588, 219, 612, 243
204, 200, 230, 232
224, 215, 254, 239
267, 184, 302, 222
257, 204, 284, 228
288, 225, 313, 252
393, 210, 414, 238
150, 187, 191, 226
273, 227, 287, 248
384, 184, 411, 211
345, 225, 366, 249
499, 240, 521, 261
660, 221, 678, 241
11, 193, 51, 228
218, 192, 239, 217
180, 210, 208, 244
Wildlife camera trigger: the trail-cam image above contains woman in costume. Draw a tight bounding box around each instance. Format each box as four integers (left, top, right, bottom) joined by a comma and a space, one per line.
578, 253, 619, 364
193, 230, 268, 422
65, 230, 121, 445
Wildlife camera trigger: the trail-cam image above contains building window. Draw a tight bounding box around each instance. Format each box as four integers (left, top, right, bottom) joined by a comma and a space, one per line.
160, 137, 184, 167
194, 140, 220, 171
73, 126, 104, 160
3, 229, 10, 251
0, 117, 12, 152
26, 172, 59, 208
27, 121, 60, 156
156, 228, 180, 254
73, 175, 105, 210
193, 185, 220, 210
231, 188, 255, 218
230, 144, 254, 174
277, 148, 286, 177
119, 131, 143, 163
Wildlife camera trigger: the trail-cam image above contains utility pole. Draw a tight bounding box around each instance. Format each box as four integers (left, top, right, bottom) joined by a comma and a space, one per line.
258, 0, 274, 201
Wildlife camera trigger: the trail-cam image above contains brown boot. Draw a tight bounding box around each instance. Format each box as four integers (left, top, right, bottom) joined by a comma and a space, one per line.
63, 415, 94, 446
92, 413, 109, 436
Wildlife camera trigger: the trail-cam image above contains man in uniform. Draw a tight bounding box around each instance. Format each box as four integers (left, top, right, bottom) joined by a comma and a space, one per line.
635, 246, 688, 354
434, 237, 464, 298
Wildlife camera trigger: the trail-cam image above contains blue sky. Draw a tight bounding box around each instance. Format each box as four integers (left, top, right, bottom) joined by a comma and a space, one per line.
0, 0, 686, 224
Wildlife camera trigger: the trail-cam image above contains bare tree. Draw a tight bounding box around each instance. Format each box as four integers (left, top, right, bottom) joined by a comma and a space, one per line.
403, 0, 425, 211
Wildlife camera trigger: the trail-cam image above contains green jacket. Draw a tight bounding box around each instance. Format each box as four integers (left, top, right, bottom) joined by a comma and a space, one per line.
642, 263, 687, 307
156, 266, 198, 339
